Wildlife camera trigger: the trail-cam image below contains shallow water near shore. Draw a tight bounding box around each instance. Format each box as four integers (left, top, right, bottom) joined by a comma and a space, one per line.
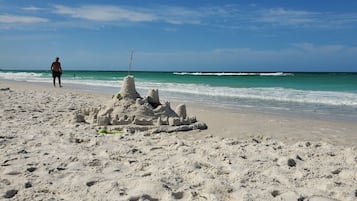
1, 70, 356, 122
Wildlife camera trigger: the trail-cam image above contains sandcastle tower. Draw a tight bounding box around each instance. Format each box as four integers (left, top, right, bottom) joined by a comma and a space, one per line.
175, 104, 187, 118
147, 89, 160, 107
119, 76, 141, 100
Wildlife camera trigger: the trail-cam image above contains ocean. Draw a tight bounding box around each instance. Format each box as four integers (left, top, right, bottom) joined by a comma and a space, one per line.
1, 70, 356, 122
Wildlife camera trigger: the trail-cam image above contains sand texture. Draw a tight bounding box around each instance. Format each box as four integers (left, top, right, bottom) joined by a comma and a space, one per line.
0, 81, 356, 201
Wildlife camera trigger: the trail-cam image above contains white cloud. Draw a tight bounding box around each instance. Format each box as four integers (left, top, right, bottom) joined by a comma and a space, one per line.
0, 14, 48, 23
1, 3, 357, 31
22, 6, 43, 11
293, 43, 344, 52
251, 8, 357, 29
52, 4, 207, 25
3, 3, 355, 30
157, 6, 203, 25
255, 8, 317, 25
53, 5, 157, 22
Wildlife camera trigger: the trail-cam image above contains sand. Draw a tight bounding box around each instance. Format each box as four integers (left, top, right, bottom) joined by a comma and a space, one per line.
0, 80, 356, 201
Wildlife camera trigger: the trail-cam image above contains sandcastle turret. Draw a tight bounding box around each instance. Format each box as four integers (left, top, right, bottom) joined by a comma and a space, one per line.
120, 76, 141, 100
147, 89, 160, 108
175, 104, 187, 118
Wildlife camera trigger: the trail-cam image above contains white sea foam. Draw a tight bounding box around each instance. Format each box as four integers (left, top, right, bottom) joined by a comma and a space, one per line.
64, 79, 120, 88
0, 72, 120, 88
1, 71, 356, 107
0, 71, 44, 81
173, 72, 294, 76
134, 81, 357, 106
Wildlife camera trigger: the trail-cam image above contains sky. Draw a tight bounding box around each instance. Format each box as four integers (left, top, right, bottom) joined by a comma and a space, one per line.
1, 0, 357, 72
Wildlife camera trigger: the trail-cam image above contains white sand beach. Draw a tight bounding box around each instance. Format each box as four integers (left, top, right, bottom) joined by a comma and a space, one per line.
0, 80, 356, 201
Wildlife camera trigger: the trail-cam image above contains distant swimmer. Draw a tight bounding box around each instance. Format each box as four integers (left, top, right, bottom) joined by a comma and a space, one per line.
51, 57, 62, 87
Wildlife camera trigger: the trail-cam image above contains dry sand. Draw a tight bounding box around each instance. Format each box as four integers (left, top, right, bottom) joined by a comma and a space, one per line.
0, 80, 356, 201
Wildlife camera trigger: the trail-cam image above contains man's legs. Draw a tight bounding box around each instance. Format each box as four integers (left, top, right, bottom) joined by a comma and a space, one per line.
58, 76, 62, 87
53, 76, 56, 87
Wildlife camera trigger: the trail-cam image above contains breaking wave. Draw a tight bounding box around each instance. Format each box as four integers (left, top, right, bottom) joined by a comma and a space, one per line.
173, 72, 294, 76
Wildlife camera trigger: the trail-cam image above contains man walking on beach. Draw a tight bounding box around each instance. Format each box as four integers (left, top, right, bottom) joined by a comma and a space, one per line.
51, 57, 62, 87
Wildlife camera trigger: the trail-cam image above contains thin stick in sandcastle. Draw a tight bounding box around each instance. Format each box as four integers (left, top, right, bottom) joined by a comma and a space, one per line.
72, 76, 207, 134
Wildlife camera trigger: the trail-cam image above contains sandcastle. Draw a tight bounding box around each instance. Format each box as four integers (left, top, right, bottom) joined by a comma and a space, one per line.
72, 76, 207, 133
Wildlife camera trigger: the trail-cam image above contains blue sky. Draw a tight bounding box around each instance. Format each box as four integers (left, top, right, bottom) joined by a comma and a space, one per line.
1, 0, 357, 72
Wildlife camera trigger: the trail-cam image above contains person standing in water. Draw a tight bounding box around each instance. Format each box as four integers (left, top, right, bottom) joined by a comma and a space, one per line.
51, 57, 62, 87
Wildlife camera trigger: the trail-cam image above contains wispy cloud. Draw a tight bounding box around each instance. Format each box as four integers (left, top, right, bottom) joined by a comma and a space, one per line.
255, 8, 318, 25
252, 8, 357, 29
52, 4, 206, 25
0, 14, 48, 23
22, 6, 44, 11
53, 5, 157, 22
1, 3, 357, 30
156, 6, 204, 25
47, 4, 246, 27
293, 43, 345, 52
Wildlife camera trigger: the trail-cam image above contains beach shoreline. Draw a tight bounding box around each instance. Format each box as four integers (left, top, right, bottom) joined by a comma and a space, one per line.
1, 70, 357, 124
0, 79, 356, 200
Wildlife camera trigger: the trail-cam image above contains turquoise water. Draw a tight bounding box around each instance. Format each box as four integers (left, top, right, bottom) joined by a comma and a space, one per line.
62, 71, 357, 92
1, 70, 357, 122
